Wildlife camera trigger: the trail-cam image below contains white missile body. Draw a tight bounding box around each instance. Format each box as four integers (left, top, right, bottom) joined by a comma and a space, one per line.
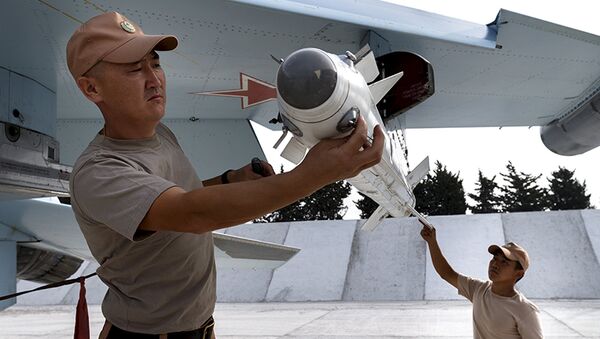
275, 47, 432, 230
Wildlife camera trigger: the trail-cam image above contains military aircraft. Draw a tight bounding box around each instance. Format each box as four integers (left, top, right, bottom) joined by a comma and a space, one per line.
1, 0, 599, 310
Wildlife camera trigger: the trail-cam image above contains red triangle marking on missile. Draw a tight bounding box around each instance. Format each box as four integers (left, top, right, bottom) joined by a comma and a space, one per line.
190, 73, 277, 109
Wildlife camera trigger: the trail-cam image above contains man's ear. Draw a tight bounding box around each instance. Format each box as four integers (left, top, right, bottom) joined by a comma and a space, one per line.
515, 269, 524, 281
76, 76, 103, 104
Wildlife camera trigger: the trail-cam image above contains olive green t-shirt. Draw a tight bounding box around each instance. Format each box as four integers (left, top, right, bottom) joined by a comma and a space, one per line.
457, 274, 543, 339
70, 123, 215, 334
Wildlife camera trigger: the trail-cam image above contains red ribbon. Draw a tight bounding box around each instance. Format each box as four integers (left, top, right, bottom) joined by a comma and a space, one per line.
73, 277, 90, 339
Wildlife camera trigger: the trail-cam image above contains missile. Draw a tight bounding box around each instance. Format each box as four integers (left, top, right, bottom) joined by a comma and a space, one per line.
274, 46, 434, 230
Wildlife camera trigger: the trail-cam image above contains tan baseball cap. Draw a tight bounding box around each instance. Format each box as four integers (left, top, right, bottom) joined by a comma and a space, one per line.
66, 12, 178, 79
488, 242, 530, 271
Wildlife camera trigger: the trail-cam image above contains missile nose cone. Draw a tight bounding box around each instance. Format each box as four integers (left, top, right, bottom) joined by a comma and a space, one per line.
277, 48, 337, 110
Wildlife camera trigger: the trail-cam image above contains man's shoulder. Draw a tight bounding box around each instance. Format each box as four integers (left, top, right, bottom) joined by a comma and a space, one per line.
156, 123, 179, 144
456, 273, 491, 302
73, 143, 134, 170
71, 143, 101, 176
70, 143, 143, 188
515, 292, 540, 312
458, 273, 490, 289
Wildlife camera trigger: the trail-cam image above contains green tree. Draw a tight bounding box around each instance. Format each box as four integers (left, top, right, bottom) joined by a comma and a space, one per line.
547, 167, 592, 210
254, 197, 304, 222
299, 180, 352, 220
354, 192, 379, 219
469, 170, 502, 213
499, 162, 548, 212
414, 161, 466, 215
256, 165, 352, 222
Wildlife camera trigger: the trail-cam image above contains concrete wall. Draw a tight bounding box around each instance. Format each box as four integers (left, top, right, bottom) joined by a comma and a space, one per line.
16, 209, 600, 305
343, 218, 426, 301
503, 211, 600, 298
216, 223, 290, 302
424, 214, 505, 300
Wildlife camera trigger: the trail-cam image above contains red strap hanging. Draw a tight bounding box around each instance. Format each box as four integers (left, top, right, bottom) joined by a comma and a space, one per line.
73, 277, 90, 339
0, 273, 96, 339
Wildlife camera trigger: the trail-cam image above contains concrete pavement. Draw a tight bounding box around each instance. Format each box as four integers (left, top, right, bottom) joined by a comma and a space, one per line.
1, 300, 599, 338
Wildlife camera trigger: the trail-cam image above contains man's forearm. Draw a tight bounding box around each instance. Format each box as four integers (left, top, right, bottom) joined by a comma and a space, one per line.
427, 240, 458, 286
174, 167, 324, 233
142, 117, 385, 234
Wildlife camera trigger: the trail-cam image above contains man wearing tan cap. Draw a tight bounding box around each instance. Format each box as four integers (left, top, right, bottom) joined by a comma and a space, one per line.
66, 11, 384, 339
421, 225, 542, 338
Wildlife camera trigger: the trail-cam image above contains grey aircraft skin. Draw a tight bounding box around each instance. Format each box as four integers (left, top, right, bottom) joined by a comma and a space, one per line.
1, 0, 600, 311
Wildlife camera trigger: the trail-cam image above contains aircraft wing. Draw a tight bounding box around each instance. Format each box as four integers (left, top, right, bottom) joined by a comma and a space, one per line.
2, 0, 595, 160
229, 1, 600, 129
0, 198, 298, 309
213, 232, 299, 269
0, 198, 298, 267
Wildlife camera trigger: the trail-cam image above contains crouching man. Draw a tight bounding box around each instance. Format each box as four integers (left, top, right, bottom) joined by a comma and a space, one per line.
420, 225, 543, 338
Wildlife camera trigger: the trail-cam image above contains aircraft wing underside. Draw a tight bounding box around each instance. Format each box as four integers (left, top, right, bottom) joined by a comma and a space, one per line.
0, 197, 298, 309
0, 198, 298, 267
1, 0, 598, 132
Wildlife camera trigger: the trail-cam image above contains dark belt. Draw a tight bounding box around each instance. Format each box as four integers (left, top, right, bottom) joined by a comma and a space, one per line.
106, 316, 214, 339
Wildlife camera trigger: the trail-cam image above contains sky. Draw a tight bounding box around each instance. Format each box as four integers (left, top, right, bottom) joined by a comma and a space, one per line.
253, 0, 600, 218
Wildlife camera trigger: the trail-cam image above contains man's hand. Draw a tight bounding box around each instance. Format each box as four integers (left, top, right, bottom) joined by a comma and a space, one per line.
420, 224, 437, 244
228, 158, 275, 183
298, 116, 384, 186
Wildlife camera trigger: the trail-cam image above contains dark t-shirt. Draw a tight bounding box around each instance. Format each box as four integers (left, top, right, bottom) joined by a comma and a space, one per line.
70, 123, 216, 334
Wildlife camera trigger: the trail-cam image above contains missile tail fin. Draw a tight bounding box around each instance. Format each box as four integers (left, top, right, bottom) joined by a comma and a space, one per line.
369, 71, 404, 104
355, 50, 379, 83
354, 44, 372, 61
361, 205, 389, 231
406, 156, 430, 188
280, 137, 307, 165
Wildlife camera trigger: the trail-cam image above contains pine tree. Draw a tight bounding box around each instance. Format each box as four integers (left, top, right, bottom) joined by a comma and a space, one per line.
300, 180, 352, 220
354, 192, 379, 219
254, 165, 303, 222
547, 167, 592, 210
256, 165, 352, 222
469, 170, 502, 213
255, 197, 305, 222
414, 161, 467, 215
499, 162, 549, 212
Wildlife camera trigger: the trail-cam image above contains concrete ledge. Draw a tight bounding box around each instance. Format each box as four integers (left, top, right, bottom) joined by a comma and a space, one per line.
343, 217, 426, 301
14, 210, 600, 305
266, 220, 357, 301
503, 210, 600, 298
217, 222, 290, 302
582, 209, 600, 265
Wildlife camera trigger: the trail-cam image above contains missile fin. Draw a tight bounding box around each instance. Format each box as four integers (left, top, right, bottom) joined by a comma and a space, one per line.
354, 50, 379, 83
361, 205, 389, 231
354, 44, 372, 61
280, 137, 307, 165
406, 156, 430, 188
369, 71, 404, 104
273, 129, 289, 149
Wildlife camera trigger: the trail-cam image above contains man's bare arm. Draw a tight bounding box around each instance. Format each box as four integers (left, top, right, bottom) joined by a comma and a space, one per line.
421, 226, 459, 289
202, 158, 276, 187
140, 117, 383, 234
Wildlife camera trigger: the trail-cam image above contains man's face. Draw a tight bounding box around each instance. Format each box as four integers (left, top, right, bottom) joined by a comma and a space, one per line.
488, 252, 523, 283
87, 51, 166, 125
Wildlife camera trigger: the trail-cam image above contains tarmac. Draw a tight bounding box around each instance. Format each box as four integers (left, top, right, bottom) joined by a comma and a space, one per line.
1, 300, 599, 338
